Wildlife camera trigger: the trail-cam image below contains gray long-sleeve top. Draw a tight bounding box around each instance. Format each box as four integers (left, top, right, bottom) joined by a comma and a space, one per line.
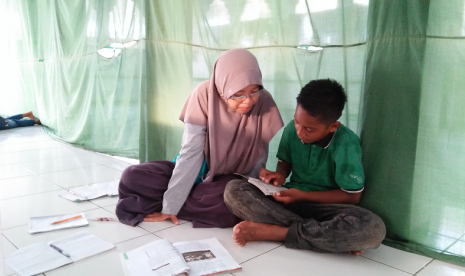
162, 123, 268, 215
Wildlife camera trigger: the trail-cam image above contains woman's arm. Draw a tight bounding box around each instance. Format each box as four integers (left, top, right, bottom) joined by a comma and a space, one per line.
161, 123, 206, 215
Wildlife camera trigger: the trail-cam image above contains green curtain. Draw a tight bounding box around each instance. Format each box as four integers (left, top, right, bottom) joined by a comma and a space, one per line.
360, 0, 465, 265
2, 0, 465, 266
0, 0, 145, 157
142, 0, 368, 168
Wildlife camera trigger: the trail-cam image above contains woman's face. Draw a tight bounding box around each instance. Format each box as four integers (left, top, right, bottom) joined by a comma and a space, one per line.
227, 84, 261, 114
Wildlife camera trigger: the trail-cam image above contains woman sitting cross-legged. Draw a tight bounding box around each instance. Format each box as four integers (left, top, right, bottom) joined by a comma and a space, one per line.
116, 49, 283, 228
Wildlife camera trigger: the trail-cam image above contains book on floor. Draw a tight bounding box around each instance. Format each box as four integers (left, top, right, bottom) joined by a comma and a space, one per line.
28, 212, 89, 234
4, 231, 115, 276
59, 179, 119, 202
234, 173, 288, 195
120, 237, 241, 276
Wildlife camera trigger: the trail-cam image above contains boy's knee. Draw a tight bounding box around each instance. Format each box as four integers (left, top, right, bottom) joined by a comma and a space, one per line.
224, 179, 247, 208
370, 213, 386, 243
359, 210, 386, 248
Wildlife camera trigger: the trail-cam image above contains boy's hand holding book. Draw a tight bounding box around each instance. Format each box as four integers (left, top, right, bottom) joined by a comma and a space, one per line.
259, 168, 286, 186
273, 188, 304, 204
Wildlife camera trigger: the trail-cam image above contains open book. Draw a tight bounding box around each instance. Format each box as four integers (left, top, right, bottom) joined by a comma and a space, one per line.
5, 231, 115, 276
120, 237, 241, 276
29, 212, 89, 234
59, 179, 119, 202
234, 173, 288, 195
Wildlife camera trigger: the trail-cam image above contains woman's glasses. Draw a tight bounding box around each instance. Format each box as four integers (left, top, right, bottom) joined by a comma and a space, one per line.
229, 89, 263, 103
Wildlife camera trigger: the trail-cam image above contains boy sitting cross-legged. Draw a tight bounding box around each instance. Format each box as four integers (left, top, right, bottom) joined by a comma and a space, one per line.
224, 79, 385, 255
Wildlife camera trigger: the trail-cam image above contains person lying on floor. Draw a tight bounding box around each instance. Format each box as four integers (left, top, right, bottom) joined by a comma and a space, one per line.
116, 49, 283, 228
224, 79, 386, 255
0, 111, 41, 131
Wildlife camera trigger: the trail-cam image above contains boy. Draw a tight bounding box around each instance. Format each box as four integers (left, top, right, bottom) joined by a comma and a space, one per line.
0, 111, 41, 131
224, 79, 385, 255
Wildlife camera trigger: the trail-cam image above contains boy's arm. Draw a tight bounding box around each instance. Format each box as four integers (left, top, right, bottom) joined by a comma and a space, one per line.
274, 189, 361, 205
276, 160, 292, 178
259, 160, 292, 186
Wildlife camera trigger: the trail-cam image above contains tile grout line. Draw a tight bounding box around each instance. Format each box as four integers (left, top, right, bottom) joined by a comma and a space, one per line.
360, 255, 418, 275
0, 150, 91, 166
112, 232, 155, 246
1, 233, 18, 250
32, 167, 121, 190
440, 232, 465, 254
413, 259, 435, 275
16, 161, 100, 175
0, 187, 66, 201
0, 144, 63, 155
238, 243, 285, 265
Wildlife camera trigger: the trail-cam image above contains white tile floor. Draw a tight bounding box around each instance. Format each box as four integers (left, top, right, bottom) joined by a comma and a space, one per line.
1, 126, 465, 276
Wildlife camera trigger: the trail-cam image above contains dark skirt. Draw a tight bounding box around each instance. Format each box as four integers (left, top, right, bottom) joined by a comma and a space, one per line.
116, 161, 241, 228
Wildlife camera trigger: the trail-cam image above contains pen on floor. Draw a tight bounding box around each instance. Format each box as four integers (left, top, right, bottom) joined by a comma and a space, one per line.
50, 243, 71, 257
51, 215, 83, 225
67, 189, 88, 200
88, 217, 118, 221
152, 263, 170, 271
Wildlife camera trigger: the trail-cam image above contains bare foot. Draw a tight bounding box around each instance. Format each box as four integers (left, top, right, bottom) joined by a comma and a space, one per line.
349, 250, 363, 256
24, 111, 35, 120
232, 221, 288, 247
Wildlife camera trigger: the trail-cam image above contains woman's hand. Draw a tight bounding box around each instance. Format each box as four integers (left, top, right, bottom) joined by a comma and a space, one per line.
143, 212, 179, 225
259, 168, 286, 186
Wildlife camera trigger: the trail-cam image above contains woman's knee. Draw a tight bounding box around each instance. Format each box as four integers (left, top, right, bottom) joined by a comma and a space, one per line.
120, 165, 140, 187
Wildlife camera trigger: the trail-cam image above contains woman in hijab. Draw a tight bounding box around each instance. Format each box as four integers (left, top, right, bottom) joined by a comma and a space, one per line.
116, 49, 283, 228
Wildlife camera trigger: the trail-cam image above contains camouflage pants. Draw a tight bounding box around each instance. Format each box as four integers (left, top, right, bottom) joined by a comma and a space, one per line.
224, 179, 386, 253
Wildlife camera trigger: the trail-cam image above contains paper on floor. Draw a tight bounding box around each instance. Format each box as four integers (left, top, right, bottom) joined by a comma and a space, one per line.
5, 231, 114, 276
28, 212, 88, 234
59, 179, 119, 202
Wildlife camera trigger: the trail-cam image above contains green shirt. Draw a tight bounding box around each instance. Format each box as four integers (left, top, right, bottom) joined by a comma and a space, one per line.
277, 120, 365, 192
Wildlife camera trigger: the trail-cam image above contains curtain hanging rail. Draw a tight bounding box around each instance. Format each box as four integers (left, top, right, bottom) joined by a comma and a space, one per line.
144, 39, 367, 51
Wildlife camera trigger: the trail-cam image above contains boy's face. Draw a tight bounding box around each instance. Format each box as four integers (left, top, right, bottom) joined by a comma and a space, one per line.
294, 104, 340, 144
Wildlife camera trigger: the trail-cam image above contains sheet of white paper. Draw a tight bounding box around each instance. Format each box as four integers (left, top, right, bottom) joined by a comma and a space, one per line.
67, 185, 106, 200
28, 213, 88, 234
87, 179, 119, 196
122, 239, 189, 276
59, 192, 86, 202
119, 253, 132, 276
173, 238, 241, 276
59, 179, 120, 202
48, 231, 115, 261
4, 242, 72, 276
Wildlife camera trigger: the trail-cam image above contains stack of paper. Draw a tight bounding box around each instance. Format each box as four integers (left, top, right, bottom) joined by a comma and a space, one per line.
60, 179, 119, 202
5, 231, 115, 276
29, 212, 89, 234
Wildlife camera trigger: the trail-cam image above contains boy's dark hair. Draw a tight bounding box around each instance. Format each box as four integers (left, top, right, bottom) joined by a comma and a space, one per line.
296, 79, 347, 125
